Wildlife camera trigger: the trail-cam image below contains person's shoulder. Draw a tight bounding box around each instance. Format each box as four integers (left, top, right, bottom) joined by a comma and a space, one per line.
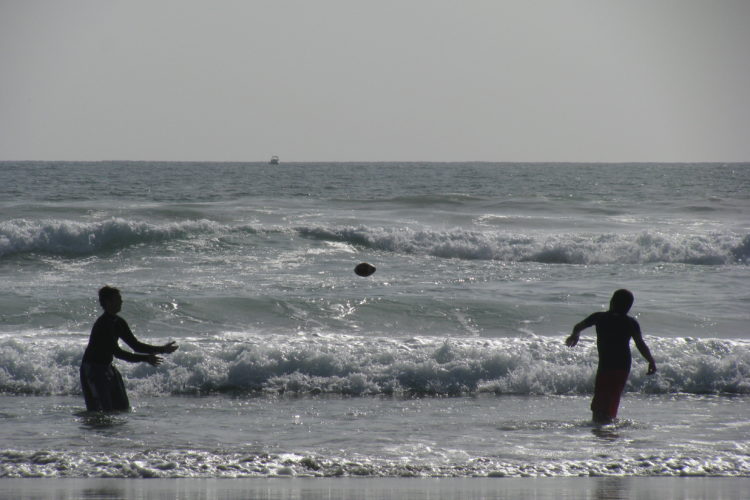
112, 314, 129, 327
626, 315, 641, 328
92, 312, 109, 327
91, 313, 117, 336
600, 311, 633, 327
93, 313, 127, 328
112, 315, 133, 335
580, 311, 604, 327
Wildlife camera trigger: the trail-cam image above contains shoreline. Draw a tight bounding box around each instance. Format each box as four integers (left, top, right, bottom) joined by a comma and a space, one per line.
1, 477, 748, 500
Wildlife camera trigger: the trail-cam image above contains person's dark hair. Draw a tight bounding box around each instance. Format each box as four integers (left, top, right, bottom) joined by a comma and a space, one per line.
609, 289, 634, 314
98, 286, 121, 308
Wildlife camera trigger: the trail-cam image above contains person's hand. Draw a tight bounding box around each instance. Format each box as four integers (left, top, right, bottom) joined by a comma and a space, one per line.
146, 354, 164, 367
647, 361, 657, 375
565, 333, 579, 347
161, 341, 178, 354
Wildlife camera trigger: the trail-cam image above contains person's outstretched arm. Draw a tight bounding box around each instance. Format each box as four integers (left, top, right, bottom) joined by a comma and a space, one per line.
116, 317, 179, 355
156, 341, 179, 354
112, 317, 178, 364
566, 319, 590, 347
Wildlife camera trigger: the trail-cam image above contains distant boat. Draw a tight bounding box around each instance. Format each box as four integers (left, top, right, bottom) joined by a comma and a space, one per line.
269, 155, 279, 165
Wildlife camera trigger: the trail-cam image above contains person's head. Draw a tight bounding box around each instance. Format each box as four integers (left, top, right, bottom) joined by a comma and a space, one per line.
609, 289, 634, 314
98, 286, 122, 314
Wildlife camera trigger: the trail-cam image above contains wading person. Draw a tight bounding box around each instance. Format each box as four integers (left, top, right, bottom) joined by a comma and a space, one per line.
565, 289, 656, 424
80, 286, 178, 411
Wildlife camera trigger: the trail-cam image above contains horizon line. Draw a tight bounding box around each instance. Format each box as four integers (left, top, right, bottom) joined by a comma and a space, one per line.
1, 159, 748, 165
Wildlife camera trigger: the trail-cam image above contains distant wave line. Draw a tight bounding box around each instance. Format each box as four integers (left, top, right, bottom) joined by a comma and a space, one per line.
1, 218, 747, 265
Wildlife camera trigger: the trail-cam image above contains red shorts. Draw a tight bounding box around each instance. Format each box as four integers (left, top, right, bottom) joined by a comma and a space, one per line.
591, 370, 629, 420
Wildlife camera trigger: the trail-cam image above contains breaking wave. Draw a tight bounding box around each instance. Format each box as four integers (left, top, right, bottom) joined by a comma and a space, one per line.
1, 218, 747, 265
1, 334, 748, 397
298, 226, 749, 265
0, 218, 221, 258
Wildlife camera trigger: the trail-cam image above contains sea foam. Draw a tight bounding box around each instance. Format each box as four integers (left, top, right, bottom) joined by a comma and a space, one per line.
2, 218, 746, 265
0, 218, 220, 258
297, 225, 749, 265
1, 334, 748, 397
2, 447, 748, 478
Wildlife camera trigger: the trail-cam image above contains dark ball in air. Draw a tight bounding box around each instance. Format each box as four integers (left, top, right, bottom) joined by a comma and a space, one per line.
354, 262, 376, 277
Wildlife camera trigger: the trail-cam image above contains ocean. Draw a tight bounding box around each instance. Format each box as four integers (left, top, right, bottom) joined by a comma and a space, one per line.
0, 161, 749, 482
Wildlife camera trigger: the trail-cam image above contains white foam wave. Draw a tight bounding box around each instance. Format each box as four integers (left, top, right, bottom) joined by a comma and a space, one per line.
2, 334, 748, 397
0, 218, 221, 257
1, 448, 747, 478
297, 226, 748, 265
2, 218, 746, 266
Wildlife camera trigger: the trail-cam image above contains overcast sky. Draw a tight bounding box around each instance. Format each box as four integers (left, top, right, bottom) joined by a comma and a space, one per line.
1, 0, 749, 162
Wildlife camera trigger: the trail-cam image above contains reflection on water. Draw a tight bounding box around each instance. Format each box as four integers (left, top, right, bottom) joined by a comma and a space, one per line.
80, 487, 126, 500
591, 425, 620, 441
75, 411, 128, 431
0, 478, 743, 500
590, 418, 640, 441
594, 477, 628, 500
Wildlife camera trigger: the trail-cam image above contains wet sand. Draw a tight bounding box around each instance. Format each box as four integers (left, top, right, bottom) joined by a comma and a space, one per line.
0, 477, 747, 500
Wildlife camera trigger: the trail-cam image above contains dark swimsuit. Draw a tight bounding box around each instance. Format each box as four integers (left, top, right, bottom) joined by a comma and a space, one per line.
80, 313, 160, 411
578, 311, 641, 420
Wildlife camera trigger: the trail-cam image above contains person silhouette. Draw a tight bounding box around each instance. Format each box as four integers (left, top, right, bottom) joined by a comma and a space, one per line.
80, 286, 178, 411
565, 289, 656, 424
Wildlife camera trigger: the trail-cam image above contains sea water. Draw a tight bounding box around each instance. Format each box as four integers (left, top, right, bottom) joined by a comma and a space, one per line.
0, 161, 748, 479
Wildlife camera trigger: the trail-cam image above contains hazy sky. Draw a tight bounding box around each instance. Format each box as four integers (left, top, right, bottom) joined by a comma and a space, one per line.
2, 0, 749, 162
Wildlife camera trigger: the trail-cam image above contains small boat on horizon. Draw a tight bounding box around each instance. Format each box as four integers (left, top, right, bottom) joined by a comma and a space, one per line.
269, 155, 279, 165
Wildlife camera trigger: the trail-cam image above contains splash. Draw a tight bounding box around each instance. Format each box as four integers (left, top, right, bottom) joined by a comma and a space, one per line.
1, 334, 748, 397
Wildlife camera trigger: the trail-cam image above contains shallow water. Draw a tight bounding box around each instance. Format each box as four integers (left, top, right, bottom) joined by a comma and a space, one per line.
1, 393, 748, 478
